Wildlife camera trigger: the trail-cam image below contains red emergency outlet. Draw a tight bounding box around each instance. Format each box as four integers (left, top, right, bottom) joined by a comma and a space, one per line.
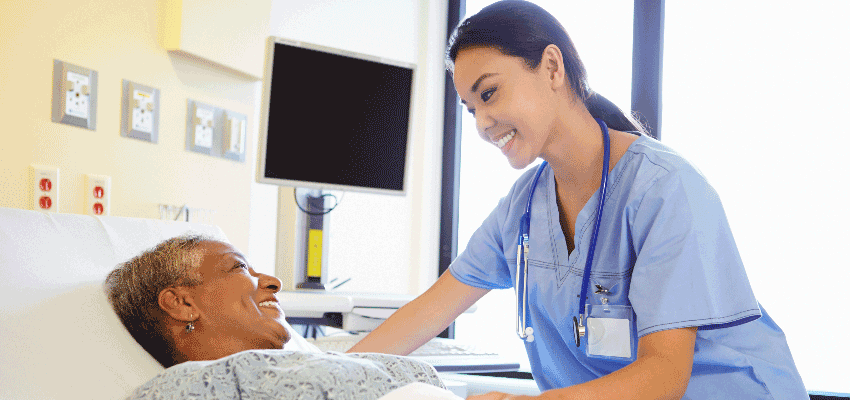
93, 186, 104, 198
39, 196, 52, 209
93, 203, 104, 215
39, 178, 52, 192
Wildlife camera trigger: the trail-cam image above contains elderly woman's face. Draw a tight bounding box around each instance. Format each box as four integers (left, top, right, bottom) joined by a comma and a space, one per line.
187, 240, 290, 358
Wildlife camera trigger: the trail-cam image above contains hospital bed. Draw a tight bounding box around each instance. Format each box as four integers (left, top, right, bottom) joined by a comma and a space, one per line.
0, 207, 543, 399
0, 207, 358, 399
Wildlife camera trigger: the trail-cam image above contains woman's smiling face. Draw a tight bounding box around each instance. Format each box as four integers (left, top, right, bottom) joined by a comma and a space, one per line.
453, 46, 563, 170
186, 240, 290, 358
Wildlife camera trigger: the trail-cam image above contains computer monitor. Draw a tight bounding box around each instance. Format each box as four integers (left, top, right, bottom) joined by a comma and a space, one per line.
256, 37, 416, 195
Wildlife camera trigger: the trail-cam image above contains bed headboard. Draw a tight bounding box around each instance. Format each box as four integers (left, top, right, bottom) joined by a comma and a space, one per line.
0, 207, 229, 399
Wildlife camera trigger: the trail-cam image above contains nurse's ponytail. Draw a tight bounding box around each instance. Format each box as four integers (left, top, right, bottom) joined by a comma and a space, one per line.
446, 0, 647, 135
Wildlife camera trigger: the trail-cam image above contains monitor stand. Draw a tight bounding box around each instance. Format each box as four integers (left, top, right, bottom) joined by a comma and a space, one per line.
296, 189, 327, 290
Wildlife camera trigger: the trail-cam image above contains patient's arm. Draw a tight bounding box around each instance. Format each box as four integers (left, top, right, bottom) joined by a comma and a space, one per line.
347, 271, 489, 355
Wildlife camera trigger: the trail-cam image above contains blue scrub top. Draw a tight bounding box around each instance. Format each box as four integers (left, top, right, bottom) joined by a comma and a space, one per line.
449, 134, 808, 399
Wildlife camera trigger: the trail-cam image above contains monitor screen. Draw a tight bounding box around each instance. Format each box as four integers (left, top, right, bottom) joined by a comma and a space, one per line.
257, 37, 415, 195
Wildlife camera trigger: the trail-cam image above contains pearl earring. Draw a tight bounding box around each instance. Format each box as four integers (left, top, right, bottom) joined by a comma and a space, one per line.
185, 314, 195, 334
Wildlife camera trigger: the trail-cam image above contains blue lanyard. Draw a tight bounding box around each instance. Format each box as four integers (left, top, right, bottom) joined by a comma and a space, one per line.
578, 118, 611, 319
517, 118, 611, 341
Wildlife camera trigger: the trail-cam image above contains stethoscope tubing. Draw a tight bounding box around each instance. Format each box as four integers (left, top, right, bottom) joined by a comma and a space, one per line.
516, 118, 611, 342
516, 163, 547, 340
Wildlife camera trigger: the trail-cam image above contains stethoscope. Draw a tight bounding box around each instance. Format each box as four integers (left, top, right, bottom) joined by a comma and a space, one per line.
516, 117, 611, 345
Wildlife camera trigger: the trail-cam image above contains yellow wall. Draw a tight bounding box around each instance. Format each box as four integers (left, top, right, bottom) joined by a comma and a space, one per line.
1, 0, 449, 294
0, 0, 261, 252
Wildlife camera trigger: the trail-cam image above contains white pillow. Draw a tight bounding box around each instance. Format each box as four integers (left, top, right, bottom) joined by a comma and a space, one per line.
283, 322, 323, 353
0, 208, 319, 399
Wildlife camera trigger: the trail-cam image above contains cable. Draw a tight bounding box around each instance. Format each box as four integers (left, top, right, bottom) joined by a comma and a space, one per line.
292, 190, 344, 215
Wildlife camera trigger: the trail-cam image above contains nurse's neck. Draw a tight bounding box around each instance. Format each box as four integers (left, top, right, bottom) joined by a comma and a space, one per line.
543, 107, 612, 194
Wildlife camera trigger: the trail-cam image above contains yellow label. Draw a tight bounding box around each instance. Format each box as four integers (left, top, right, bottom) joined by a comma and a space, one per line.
307, 229, 323, 277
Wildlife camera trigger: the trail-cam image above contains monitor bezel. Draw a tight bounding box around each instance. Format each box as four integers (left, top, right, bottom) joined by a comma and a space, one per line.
256, 36, 417, 196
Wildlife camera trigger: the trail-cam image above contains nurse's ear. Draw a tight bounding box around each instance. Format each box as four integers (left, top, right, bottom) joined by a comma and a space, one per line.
540, 44, 568, 92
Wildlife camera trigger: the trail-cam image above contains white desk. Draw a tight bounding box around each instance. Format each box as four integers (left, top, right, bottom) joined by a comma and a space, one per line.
278, 290, 416, 331
279, 289, 477, 331
280, 290, 515, 374
278, 290, 414, 318
440, 373, 541, 397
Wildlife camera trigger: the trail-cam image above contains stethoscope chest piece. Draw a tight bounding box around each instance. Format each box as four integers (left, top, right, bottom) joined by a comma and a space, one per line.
573, 315, 585, 347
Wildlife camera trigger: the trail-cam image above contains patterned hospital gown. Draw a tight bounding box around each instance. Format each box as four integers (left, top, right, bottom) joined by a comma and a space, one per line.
127, 350, 446, 400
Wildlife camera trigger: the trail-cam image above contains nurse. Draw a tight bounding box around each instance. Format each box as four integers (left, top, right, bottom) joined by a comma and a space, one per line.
349, 1, 808, 398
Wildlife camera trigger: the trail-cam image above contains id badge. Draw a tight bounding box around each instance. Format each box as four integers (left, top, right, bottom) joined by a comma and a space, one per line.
584, 303, 637, 361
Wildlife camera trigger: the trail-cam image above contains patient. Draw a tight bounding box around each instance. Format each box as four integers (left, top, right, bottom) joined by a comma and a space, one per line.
105, 236, 454, 400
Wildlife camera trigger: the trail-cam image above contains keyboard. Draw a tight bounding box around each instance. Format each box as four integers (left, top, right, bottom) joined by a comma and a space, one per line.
307, 334, 519, 373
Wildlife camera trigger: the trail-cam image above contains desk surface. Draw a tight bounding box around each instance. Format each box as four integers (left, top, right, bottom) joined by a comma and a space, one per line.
421, 356, 520, 374
440, 373, 542, 397
279, 289, 477, 318
278, 290, 414, 317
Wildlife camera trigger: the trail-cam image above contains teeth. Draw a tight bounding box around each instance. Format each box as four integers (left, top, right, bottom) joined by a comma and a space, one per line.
258, 301, 277, 308
496, 130, 516, 149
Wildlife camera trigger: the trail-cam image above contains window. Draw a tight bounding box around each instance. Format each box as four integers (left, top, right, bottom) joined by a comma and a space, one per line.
448, 0, 635, 371
662, 2, 849, 393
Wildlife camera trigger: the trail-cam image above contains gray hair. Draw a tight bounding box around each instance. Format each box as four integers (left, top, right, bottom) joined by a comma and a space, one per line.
104, 234, 211, 367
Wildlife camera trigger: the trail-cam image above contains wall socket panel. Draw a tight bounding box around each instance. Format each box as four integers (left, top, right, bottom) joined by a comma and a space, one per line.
186, 100, 217, 155
31, 165, 59, 212
52, 60, 97, 130
222, 110, 248, 162
185, 99, 247, 162
86, 174, 111, 216
121, 80, 160, 143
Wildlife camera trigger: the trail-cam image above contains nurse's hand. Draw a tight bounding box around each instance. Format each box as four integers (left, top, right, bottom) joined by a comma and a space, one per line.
466, 392, 537, 400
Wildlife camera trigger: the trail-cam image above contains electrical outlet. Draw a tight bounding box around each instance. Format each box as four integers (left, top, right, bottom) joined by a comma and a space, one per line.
52, 60, 97, 130
193, 104, 214, 149
86, 174, 111, 216
31, 165, 59, 212
225, 115, 246, 153
186, 100, 221, 156
121, 80, 160, 143
66, 72, 90, 118
132, 93, 153, 133
222, 111, 247, 162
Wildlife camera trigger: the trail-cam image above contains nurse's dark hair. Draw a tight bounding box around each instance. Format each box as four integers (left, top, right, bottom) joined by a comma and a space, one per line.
104, 234, 212, 368
446, 0, 646, 134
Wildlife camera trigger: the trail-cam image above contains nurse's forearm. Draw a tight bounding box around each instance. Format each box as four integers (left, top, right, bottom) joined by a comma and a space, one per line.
346, 289, 449, 355
537, 327, 697, 400
535, 355, 690, 400
347, 271, 489, 355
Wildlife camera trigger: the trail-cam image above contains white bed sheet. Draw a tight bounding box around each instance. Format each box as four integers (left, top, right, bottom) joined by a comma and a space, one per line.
379, 382, 465, 400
